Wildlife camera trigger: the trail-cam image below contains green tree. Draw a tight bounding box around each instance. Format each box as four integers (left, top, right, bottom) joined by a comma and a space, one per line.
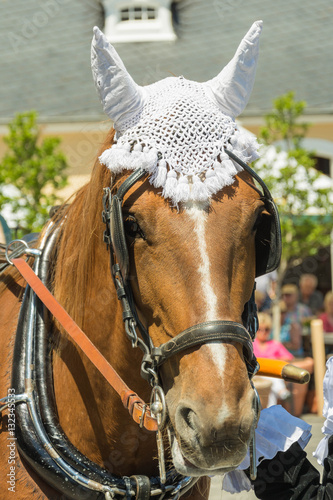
255, 91, 333, 280
0, 111, 68, 235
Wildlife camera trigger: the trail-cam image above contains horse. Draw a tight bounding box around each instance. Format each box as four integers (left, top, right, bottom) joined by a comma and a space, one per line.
0, 21, 281, 499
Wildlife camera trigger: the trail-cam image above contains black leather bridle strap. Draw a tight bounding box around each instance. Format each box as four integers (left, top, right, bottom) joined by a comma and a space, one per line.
150, 320, 255, 370
225, 149, 271, 199
103, 168, 152, 351
225, 148, 282, 277
115, 168, 147, 199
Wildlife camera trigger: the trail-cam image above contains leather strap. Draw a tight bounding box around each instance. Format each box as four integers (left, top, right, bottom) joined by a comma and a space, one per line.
12, 257, 158, 432
152, 320, 255, 368
225, 148, 282, 276
130, 475, 151, 500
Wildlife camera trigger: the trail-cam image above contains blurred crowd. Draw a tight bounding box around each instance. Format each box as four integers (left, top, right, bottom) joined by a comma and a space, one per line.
253, 272, 333, 416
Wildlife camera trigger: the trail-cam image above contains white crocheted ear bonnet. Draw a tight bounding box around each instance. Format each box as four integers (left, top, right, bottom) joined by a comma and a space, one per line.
91, 22, 262, 203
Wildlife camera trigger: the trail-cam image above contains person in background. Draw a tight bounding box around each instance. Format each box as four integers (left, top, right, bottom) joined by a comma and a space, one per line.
299, 273, 324, 315
248, 357, 333, 499
319, 291, 333, 333
255, 290, 271, 312
280, 283, 312, 358
279, 299, 304, 358
255, 270, 277, 312
254, 312, 294, 362
253, 312, 293, 406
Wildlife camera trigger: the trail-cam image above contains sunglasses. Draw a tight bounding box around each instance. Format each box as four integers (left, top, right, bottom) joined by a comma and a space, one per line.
258, 327, 270, 332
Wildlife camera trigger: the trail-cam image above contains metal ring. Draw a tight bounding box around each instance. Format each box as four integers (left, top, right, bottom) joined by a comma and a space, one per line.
150, 385, 167, 430
5, 239, 29, 265
5, 239, 42, 265
147, 367, 159, 385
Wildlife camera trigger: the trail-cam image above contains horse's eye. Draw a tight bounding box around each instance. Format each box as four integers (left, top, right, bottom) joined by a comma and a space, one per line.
123, 215, 145, 239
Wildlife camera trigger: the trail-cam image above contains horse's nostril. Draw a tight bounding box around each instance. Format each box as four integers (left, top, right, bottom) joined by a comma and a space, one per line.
180, 408, 194, 429
179, 407, 197, 431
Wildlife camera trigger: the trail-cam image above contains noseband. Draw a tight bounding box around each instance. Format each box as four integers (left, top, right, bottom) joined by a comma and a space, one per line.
102, 150, 275, 386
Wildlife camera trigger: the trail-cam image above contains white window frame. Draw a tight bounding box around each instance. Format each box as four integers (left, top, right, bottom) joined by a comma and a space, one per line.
102, 0, 176, 43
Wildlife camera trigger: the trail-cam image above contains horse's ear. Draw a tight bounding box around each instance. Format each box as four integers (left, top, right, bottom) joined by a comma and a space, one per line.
205, 20, 263, 119
91, 26, 145, 130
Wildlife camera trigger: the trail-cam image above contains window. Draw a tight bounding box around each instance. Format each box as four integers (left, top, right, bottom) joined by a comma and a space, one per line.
120, 6, 157, 21
101, 1, 177, 43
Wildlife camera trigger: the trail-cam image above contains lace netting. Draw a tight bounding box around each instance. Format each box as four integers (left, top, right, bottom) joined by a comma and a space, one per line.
99, 76, 259, 204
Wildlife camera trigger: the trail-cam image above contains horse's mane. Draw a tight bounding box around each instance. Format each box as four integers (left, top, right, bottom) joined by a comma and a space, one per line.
52, 128, 115, 327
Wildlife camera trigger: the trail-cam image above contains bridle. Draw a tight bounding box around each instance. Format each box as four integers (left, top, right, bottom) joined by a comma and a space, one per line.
102, 149, 281, 388
102, 148, 281, 481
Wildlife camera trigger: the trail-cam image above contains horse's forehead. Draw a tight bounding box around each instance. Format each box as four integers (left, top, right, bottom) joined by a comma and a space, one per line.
122, 171, 260, 218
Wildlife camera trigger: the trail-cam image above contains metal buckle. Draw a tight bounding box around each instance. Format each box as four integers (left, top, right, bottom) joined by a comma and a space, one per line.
139, 404, 147, 429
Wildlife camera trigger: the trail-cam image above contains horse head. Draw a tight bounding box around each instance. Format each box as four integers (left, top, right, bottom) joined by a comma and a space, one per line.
110, 168, 265, 476
87, 21, 279, 477
53, 21, 280, 483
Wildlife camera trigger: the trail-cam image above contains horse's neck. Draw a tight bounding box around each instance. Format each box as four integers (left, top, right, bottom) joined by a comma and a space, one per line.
52, 228, 157, 475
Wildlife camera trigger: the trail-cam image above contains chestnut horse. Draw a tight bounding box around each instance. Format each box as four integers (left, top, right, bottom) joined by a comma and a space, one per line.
0, 20, 282, 500
0, 127, 269, 499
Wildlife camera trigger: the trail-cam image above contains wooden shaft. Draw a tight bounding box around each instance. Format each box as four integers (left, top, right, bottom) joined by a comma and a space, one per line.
257, 357, 310, 384
311, 319, 325, 416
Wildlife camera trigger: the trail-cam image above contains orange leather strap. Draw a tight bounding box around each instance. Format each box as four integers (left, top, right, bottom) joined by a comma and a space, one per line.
12, 257, 158, 432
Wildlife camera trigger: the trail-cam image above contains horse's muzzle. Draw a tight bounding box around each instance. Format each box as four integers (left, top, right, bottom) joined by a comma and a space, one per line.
168, 388, 257, 476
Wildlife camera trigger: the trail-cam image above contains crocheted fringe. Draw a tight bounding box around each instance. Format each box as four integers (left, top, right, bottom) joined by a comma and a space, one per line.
229, 129, 260, 164
99, 128, 259, 204
99, 144, 158, 173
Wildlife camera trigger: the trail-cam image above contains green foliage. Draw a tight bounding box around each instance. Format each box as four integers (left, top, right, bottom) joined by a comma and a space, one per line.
0, 111, 68, 235
260, 91, 309, 149
255, 92, 333, 271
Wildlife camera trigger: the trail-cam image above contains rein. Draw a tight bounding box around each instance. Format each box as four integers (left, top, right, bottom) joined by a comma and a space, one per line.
9, 255, 158, 433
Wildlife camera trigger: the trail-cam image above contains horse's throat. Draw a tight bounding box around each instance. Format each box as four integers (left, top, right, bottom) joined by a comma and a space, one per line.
52, 315, 158, 476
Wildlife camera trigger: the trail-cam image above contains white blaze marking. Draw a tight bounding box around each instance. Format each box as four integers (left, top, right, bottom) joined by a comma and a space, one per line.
206, 344, 230, 423
186, 203, 218, 320
186, 204, 228, 388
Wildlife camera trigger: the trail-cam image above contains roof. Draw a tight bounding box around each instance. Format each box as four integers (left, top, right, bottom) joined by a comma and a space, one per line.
0, 0, 332, 123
